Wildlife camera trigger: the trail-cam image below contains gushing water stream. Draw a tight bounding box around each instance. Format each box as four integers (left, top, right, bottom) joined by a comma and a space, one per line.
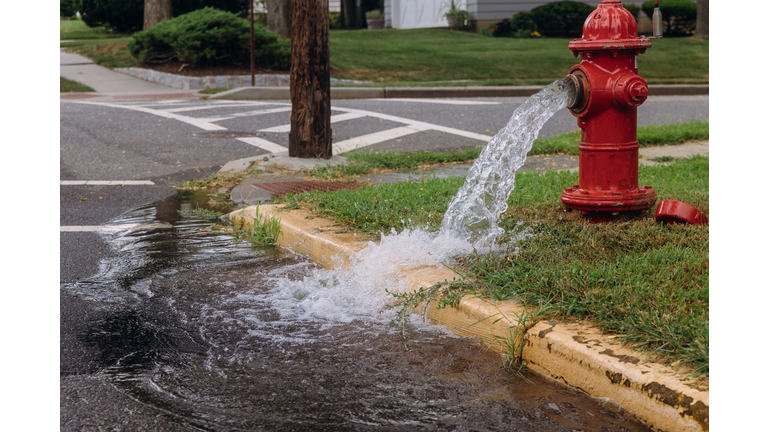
438, 77, 576, 246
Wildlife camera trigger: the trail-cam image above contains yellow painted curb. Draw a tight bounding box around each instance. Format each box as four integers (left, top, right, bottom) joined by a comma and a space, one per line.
230, 204, 709, 432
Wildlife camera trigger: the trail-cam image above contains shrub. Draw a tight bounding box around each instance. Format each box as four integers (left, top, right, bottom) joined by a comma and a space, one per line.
365, 9, 383, 20
128, 7, 290, 69
511, 11, 535, 33
61, 0, 76, 17
77, 0, 144, 32
530, 1, 595, 37
641, 0, 696, 36
330, 12, 342, 29
174, 0, 250, 17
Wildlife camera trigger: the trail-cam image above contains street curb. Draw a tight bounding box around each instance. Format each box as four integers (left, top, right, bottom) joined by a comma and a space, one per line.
229, 204, 709, 432
210, 84, 708, 100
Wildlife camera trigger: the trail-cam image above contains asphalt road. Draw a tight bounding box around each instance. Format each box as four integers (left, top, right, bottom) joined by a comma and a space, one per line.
59, 94, 708, 430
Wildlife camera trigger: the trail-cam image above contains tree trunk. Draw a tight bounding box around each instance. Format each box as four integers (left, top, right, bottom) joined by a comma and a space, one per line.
143, 0, 172, 31
289, 0, 332, 159
341, 0, 356, 28
695, 0, 708, 39
267, 0, 291, 39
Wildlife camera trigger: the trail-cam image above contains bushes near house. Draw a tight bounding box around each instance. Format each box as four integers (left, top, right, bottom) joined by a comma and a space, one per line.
483, 2, 593, 39
529, 1, 595, 37
641, 0, 697, 36
127, 7, 289, 69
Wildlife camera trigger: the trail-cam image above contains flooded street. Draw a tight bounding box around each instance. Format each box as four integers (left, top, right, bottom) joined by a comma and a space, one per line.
60, 195, 653, 431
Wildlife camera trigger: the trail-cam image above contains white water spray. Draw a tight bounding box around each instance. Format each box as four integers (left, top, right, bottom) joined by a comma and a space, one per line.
438, 78, 576, 246
265, 79, 576, 322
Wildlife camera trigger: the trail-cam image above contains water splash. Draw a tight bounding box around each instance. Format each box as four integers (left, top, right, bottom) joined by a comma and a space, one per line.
265, 78, 577, 322
438, 78, 576, 246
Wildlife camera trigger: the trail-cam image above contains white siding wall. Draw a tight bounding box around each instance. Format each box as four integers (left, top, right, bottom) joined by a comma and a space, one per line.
389, 0, 467, 29
329, 0, 341, 12
386, 1, 649, 28
467, 1, 648, 21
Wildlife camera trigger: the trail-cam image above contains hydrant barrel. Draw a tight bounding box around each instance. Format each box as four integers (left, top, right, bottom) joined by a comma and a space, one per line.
560, 0, 657, 218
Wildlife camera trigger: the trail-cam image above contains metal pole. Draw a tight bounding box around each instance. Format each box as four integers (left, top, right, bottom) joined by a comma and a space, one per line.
250, 0, 255, 86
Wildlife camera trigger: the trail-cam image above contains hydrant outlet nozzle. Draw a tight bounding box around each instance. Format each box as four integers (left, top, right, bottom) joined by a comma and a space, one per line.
565, 69, 589, 114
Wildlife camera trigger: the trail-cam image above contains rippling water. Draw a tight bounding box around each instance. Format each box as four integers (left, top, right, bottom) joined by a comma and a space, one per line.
61, 196, 651, 431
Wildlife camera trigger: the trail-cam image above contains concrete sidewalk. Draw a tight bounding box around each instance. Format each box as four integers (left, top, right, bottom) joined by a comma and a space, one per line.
60, 49, 200, 100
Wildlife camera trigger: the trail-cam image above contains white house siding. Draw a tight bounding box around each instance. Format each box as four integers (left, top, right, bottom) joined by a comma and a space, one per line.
388, 0, 467, 29
329, 0, 341, 12
388, 1, 649, 28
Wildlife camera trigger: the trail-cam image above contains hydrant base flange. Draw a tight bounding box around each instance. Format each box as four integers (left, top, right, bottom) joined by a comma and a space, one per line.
561, 185, 657, 213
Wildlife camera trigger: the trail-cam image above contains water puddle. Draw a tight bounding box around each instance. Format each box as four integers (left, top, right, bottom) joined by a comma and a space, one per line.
62, 190, 651, 431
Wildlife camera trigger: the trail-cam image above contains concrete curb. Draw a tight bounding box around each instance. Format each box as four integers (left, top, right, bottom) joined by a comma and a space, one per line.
229, 204, 709, 432
115, 67, 370, 91
210, 84, 708, 100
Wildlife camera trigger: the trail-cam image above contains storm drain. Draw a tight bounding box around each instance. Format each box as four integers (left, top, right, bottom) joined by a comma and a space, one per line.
250, 181, 362, 197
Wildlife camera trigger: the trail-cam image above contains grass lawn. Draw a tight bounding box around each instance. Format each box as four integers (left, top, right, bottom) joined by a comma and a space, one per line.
60, 24, 708, 86
60, 19, 127, 40
60, 77, 95, 93
278, 128, 709, 377
301, 120, 708, 181
61, 37, 138, 69
329, 29, 709, 86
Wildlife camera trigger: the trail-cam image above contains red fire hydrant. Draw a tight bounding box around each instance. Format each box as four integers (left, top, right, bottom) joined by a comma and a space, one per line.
561, 0, 657, 219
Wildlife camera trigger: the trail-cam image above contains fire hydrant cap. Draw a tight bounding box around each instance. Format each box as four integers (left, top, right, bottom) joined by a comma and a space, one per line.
569, 0, 651, 52
655, 200, 709, 225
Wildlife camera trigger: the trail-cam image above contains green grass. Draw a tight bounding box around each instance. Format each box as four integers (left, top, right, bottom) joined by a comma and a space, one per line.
330, 29, 708, 85
60, 19, 127, 40
61, 26, 708, 86
60, 77, 95, 93
199, 88, 232, 95
233, 206, 283, 247
284, 155, 709, 377
529, 120, 709, 156
301, 120, 708, 181
61, 38, 138, 69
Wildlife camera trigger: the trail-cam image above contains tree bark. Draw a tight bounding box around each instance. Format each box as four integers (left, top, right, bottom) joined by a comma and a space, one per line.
695, 0, 708, 39
143, 0, 172, 31
289, 0, 332, 159
341, 0, 356, 28
267, 0, 291, 39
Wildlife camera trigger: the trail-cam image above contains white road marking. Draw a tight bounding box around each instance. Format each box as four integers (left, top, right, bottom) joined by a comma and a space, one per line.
163, 102, 275, 113
332, 106, 494, 143
235, 137, 286, 153
203, 107, 293, 122
372, 98, 501, 105
333, 125, 430, 154
65, 100, 494, 156
60, 180, 155, 185
259, 112, 368, 133
69, 101, 227, 131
